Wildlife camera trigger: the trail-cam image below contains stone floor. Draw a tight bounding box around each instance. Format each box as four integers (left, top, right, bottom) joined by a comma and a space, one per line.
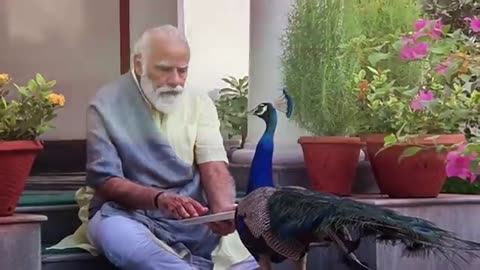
10, 164, 480, 270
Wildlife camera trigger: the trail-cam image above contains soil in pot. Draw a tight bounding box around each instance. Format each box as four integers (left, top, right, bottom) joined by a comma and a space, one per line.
298, 136, 364, 196
362, 134, 467, 198
0, 140, 43, 216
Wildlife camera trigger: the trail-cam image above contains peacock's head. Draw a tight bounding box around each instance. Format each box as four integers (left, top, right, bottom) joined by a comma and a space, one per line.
246, 88, 294, 123
248, 102, 275, 123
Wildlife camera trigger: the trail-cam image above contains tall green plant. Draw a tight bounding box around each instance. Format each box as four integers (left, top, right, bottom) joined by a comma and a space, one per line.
281, 0, 423, 136
281, 0, 358, 136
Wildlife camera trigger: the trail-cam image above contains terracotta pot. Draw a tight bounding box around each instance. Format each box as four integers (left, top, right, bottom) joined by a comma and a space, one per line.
361, 134, 467, 198
0, 140, 43, 216
298, 136, 364, 196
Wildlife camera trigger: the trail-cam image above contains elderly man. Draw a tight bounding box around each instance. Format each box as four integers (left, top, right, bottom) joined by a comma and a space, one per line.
85, 25, 258, 269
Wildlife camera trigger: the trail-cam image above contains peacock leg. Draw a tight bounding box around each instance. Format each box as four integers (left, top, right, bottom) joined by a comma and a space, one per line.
293, 255, 307, 270
327, 230, 371, 270
258, 255, 272, 270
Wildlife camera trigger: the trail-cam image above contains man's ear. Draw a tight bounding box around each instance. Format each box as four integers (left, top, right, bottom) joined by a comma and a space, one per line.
133, 54, 143, 75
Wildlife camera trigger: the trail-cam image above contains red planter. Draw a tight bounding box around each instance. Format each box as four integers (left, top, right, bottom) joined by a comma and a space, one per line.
361, 134, 466, 198
298, 136, 364, 196
0, 140, 43, 216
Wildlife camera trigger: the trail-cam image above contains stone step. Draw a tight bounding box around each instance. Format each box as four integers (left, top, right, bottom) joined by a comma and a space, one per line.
16, 191, 117, 270
41, 248, 117, 270
25, 160, 381, 195
26, 192, 480, 270
17, 191, 80, 245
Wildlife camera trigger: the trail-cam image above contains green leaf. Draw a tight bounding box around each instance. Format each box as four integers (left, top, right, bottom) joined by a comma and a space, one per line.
425, 135, 440, 141
430, 45, 451, 55
435, 144, 446, 152
399, 146, 422, 161
46, 80, 57, 88
358, 69, 366, 79
36, 73, 46, 86
367, 52, 390, 67
27, 80, 37, 91
16, 86, 29, 96
459, 74, 472, 83
366, 66, 379, 75
384, 133, 397, 146
470, 161, 479, 174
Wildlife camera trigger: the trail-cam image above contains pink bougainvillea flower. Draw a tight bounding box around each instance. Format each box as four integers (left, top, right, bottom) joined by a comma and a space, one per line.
436, 62, 448, 75
436, 60, 450, 75
430, 20, 444, 39
446, 144, 479, 182
400, 42, 430, 60
414, 19, 429, 31
464, 17, 480, 33
410, 90, 435, 110
413, 19, 443, 39
402, 31, 424, 44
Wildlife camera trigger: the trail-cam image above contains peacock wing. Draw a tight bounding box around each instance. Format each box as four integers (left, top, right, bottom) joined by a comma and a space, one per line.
237, 187, 310, 261
267, 186, 340, 242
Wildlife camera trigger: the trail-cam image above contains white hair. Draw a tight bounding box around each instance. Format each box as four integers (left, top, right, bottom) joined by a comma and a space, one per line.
131, 24, 189, 69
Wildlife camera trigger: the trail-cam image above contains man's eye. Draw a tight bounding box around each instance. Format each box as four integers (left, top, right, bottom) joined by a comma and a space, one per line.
178, 67, 188, 74
156, 66, 173, 72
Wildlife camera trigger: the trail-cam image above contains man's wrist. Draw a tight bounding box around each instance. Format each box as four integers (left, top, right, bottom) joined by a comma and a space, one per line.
153, 190, 164, 209
210, 203, 236, 213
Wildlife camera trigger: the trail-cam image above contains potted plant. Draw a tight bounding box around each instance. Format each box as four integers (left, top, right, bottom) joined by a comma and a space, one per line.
281, 0, 419, 195
349, 17, 480, 198
213, 75, 249, 152
0, 73, 65, 216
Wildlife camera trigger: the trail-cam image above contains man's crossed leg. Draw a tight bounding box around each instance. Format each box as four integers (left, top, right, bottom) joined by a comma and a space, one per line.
88, 213, 259, 270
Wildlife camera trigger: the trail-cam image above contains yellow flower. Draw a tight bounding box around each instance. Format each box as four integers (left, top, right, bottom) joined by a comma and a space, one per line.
0, 73, 10, 87
47, 93, 65, 106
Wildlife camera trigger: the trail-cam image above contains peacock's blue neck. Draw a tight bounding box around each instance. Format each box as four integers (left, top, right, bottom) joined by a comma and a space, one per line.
246, 111, 277, 194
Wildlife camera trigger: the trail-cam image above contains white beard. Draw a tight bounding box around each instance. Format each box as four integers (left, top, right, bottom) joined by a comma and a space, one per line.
139, 75, 185, 114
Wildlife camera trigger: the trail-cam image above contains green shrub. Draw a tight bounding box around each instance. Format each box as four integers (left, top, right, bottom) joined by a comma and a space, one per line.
281, 0, 423, 136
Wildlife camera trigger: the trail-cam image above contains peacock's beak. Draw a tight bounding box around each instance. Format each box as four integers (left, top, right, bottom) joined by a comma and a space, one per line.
246, 108, 256, 115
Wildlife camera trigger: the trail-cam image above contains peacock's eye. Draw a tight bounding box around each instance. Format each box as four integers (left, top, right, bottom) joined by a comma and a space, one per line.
255, 104, 268, 116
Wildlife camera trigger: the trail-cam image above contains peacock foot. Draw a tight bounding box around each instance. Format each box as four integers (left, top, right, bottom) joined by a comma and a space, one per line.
258, 255, 273, 270
294, 255, 307, 270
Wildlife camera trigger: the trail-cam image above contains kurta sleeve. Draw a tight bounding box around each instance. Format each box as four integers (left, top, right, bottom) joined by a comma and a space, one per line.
194, 96, 229, 164
85, 105, 124, 188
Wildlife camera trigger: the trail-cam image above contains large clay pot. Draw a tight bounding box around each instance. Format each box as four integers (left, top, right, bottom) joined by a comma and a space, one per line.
361, 134, 466, 198
0, 140, 43, 216
298, 136, 364, 196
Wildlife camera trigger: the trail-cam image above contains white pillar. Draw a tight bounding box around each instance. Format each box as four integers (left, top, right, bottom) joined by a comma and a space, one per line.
232, 0, 307, 165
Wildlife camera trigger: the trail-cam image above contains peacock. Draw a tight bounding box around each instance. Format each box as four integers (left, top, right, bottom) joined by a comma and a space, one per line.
233, 89, 480, 270
245, 88, 293, 194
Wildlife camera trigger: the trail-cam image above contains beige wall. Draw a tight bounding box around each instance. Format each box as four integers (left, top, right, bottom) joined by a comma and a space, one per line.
129, 0, 179, 50
0, 0, 249, 140
0, 0, 120, 140
0, 0, 179, 140
183, 0, 250, 93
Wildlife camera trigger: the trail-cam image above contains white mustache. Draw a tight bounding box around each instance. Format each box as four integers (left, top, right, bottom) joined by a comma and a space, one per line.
154, 86, 183, 96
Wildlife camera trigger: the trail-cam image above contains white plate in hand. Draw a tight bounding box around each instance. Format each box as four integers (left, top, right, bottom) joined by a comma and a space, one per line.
180, 210, 236, 225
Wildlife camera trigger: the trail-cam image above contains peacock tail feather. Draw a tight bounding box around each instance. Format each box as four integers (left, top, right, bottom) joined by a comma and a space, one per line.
265, 187, 480, 268
273, 88, 294, 118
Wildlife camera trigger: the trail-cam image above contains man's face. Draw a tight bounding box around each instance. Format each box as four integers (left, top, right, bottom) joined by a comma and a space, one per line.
134, 37, 190, 113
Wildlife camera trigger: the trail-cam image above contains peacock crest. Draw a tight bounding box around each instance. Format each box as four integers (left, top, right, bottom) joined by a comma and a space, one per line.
274, 88, 294, 119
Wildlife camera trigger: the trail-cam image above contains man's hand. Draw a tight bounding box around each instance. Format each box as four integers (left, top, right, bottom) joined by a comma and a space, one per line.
157, 192, 209, 219
207, 204, 236, 236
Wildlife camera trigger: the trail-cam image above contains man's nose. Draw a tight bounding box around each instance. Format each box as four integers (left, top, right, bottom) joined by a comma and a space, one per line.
167, 69, 183, 87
